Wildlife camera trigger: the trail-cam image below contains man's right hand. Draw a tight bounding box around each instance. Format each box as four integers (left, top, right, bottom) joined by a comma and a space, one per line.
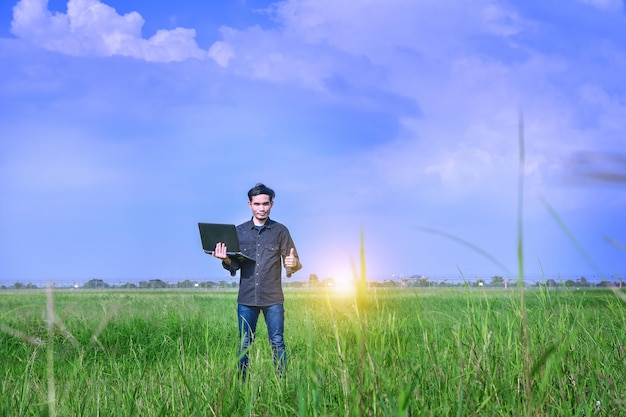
212, 242, 231, 265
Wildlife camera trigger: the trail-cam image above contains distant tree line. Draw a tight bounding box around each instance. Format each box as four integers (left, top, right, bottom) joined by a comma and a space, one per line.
0, 282, 39, 290
305, 274, 624, 289
0, 279, 239, 290
1, 275, 622, 290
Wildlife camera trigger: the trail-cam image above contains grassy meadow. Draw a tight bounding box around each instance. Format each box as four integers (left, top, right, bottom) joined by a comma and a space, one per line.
1, 286, 625, 416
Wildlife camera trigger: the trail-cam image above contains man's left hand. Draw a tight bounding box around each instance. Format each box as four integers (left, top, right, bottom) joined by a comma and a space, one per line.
284, 248, 299, 269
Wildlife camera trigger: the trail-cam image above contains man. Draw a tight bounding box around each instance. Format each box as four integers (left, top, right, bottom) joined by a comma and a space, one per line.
212, 183, 301, 377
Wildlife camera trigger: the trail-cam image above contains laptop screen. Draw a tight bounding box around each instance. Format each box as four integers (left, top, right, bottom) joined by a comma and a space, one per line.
198, 223, 241, 253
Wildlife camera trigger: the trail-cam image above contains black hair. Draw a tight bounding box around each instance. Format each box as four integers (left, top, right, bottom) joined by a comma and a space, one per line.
248, 183, 275, 201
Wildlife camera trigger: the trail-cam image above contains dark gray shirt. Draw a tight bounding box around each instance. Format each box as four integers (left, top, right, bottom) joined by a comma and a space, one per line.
223, 218, 301, 306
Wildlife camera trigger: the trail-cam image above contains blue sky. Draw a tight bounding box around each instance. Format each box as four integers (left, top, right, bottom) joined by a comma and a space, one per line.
1, 0, 626, 287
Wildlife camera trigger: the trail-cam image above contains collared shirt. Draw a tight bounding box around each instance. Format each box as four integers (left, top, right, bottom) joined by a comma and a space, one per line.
223, 218, 301, 306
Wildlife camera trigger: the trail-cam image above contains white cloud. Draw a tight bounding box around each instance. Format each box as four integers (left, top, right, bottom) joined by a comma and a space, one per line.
233, 0, 527, 65
11, 0, 207, 62
204, 0, 535, 102
207, 40, 234, 68
272, 0, 526, 53
206, 25, 342, 89
577, 0, 623, 12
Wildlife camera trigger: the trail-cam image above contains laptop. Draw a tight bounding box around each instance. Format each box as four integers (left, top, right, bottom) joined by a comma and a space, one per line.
198, 223, 254, 261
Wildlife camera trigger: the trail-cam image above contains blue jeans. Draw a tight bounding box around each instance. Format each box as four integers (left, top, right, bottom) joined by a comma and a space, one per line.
237, 303, 286, 376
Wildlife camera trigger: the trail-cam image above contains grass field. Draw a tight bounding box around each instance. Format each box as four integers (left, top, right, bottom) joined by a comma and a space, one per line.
1, 286, 625, 416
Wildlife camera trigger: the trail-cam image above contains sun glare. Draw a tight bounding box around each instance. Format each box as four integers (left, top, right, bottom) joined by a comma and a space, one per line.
328, 275, 356, 295
317, 258, 358, 296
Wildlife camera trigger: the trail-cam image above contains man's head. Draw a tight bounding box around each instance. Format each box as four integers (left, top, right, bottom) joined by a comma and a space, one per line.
248, 183, 275, 225
248, 183, 275, 202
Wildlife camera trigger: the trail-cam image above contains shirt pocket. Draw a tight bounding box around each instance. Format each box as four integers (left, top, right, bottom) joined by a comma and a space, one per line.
240, 245, 255, 258
264, 244, 280, 258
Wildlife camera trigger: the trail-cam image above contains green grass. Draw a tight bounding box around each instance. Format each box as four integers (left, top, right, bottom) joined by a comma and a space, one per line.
1, 287, 625, 416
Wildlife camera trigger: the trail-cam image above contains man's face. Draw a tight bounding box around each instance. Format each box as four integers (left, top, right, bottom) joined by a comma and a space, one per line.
248, 194, 273, 223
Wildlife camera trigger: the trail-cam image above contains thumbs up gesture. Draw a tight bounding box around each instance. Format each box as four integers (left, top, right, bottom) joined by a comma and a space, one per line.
284, 248, 299, 269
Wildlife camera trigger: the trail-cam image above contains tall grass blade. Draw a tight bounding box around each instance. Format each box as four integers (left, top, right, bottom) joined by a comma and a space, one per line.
517, 110, 533, 416
417, 227, 512, 275
46, 285, 57, 417
603, 236, 626, 252
516, 109, 525, 288
0, 322, 44, 347
529, 342, 558, 378
539, 195, 600, 273
176, 361, 203, 417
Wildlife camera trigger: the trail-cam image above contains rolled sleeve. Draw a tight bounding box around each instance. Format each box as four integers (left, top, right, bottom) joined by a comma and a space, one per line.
223, 257, 240, 277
